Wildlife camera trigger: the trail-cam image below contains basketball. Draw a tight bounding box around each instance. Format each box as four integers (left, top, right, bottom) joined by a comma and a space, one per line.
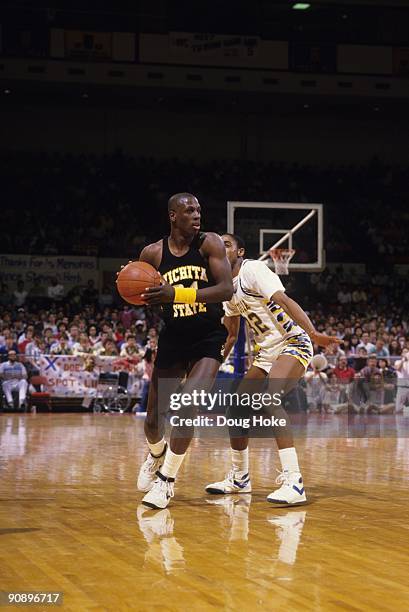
116, 261, 161, 305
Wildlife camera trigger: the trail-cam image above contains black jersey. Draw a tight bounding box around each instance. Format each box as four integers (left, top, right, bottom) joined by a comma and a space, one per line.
158, 233, 225, 337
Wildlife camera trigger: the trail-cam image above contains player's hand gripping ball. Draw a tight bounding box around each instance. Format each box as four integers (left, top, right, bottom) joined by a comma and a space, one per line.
141, 281, 176, 304
116, 261, 162, 305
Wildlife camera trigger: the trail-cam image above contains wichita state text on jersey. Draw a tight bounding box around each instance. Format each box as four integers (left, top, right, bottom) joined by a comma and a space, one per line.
162, 264, 208, 285
158, 233, 224, 331
161, 264, 207, 317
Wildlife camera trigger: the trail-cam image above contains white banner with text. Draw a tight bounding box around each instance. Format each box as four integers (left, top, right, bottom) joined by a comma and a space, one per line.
0, 254, 98, 293
25, 354, 142, 397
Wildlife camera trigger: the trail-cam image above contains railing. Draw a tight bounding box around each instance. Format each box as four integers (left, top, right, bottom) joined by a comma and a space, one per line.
22, 354, 143, 398
302, 378, 408, 414
11, 354, 408, 415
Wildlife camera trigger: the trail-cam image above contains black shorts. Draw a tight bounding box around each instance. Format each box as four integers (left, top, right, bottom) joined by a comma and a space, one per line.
155, 325, 227, 370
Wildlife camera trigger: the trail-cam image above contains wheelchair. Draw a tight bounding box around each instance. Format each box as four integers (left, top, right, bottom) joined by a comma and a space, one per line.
93, 371, 131, 414
0, 383, 28, 412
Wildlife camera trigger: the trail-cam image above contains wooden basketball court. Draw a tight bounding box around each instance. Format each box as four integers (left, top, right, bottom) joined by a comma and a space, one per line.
1, 413, 409, 610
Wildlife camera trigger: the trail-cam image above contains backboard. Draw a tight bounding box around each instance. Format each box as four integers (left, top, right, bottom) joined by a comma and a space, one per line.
226, 201, 324, 272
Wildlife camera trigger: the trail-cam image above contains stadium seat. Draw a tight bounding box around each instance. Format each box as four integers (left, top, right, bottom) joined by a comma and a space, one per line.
28, 376, 52, 412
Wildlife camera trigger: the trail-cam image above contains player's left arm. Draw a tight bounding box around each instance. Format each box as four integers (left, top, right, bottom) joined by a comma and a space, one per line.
244, 261, 339, 348
195, 233, 233, 303
223, 315, 241, 360
272, 291, 341, 348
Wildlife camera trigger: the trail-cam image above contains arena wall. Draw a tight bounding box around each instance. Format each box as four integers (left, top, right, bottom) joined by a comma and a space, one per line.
2, 105, 409, 164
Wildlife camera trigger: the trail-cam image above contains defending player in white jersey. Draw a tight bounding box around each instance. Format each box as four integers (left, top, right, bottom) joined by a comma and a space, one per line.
206, 234, 340, 505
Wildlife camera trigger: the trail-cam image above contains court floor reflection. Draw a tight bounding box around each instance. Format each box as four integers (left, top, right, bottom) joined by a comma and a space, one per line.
1, 414, 409, 610
135, 494, 310, 608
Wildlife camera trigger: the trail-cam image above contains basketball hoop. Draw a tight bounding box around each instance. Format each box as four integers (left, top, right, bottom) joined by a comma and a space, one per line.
269, 248, 295, 275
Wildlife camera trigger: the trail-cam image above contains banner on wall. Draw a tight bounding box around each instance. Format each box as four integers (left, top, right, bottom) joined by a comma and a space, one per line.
64, 30, 112, 61
140, 33, 289, 69
25, 355, 141, 397
169, 32, 260, 62
289, 43, 337, 73
0, 254, 98, 293
393, 47, 409, 75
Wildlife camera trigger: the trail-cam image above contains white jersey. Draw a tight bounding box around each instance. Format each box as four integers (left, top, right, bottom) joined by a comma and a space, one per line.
223, 259, 306, 349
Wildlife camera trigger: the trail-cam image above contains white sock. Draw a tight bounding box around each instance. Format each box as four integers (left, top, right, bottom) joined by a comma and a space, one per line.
279, 447, 300, 473
147, 437, 166, 458
231, 448, 249, 478
161, 448, 186, 479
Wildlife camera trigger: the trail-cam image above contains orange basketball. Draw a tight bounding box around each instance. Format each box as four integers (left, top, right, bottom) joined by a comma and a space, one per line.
116, 261, 161, 305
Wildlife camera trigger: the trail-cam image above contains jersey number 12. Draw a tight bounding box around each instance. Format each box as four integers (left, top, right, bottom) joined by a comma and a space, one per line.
246, 312, 269, 336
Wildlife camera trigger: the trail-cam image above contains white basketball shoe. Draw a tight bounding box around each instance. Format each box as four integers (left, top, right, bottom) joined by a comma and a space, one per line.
205, 470, 252, 495
142, 471, 175, 509
267, 470, 307, 505
137, 444, 167, 492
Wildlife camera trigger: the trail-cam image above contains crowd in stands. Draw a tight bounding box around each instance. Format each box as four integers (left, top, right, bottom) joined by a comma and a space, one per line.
0, 268, 408, 413
1, 151, 408, 263
0, 290, 161, 410
303, 350, 409, 415
298, 266, 408, 414
2, 150, 408, 411
303, 266, 409, 358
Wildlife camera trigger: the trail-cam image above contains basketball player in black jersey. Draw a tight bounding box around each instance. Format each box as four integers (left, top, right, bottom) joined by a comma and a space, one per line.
136, 192, 233, 509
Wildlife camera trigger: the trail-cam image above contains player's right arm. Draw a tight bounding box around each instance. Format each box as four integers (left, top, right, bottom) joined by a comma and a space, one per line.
139, 241, 162, 269
117, 241, 162, 284
223, 315, 240, 361
242, 260, 339, 348
273, 291, 340, 348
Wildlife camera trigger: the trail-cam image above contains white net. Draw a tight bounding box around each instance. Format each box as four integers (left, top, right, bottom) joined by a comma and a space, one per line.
269, 248, 295, 275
